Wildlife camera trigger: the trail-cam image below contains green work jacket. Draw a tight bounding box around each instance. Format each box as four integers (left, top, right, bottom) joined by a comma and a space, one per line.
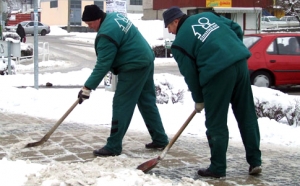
85, 13, 155, 90
171, 12, 251, 103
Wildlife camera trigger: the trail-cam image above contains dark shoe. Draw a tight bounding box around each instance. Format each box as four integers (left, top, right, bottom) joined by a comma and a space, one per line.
93, 147, 118, 157
249, 166, 262, 175
145, 142, 167, 150
197, 168, 225, 178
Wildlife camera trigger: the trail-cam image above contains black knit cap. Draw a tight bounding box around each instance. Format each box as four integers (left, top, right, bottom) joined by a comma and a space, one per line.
163, 6, 185, 28
82, 5, 104, 21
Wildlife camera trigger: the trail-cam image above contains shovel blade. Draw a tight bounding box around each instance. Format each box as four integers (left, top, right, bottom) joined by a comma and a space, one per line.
24, 136, 48, 148
24, 141, 44, 148
24, 99, 80, 148
137, 157, 160, 173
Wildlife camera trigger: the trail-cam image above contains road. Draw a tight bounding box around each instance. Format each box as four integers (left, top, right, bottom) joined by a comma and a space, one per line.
25, 35, 181, 75
25, 35, 104, 73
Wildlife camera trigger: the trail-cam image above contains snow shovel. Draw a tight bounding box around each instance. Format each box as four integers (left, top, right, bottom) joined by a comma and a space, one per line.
25, 98, 80, 148
137, 110, 197, 173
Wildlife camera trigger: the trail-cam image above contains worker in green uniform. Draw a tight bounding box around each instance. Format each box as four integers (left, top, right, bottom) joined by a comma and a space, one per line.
78, 5, 169, 157
162, 6, 262, 178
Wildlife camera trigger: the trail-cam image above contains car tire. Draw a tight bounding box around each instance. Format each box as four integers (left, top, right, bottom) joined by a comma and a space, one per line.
41, 30, 47, 36
250, 71, 273, 88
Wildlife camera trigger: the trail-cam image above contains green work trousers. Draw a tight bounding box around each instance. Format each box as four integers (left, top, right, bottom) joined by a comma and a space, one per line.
104, 62, 169, 154
202, 59, 261, 176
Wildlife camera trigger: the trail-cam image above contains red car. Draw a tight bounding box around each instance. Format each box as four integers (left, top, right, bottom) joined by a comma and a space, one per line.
243, 33, 300, 87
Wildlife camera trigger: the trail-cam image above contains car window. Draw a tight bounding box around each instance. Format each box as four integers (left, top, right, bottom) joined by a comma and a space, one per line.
281, 16, 299, 21
271, 17, 281, 21
20, 22, 27, 26
266, 41, 276, 54
38, 22, 43, 26
28, 22, 34, 26
243, 36, 260, 49
268, 36, 300, 55
264, 16, 281, 22
288, 17, 298, 21
282, 37, 300, 55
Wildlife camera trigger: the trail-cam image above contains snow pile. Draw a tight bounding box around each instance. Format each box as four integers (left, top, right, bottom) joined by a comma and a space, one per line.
17, 155, 212, 186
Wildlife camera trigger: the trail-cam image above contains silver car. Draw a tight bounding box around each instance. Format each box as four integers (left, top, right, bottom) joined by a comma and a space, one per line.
5, 21, 51, 36
261, 16, 287, 29
279, 16, 300, 27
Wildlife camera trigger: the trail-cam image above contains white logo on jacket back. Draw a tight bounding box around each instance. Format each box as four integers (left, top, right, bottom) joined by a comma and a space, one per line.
192, 17, 219, 42
114, 14, 132, 34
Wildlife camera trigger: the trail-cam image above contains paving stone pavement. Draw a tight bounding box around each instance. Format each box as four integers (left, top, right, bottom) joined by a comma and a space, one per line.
1, 111, 300, 186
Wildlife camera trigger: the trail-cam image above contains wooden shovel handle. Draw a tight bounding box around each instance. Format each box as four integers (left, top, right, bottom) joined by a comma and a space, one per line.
160, 110, 197, 159
25, 98, 80, 148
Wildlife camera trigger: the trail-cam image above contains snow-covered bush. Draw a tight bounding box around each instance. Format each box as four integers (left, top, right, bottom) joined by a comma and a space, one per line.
156, 84, 170, 104
21, 45, 33, 57
254, 98, 285, 122
153, 76, 300, 126
3, 32, 20, 40
0, 58, 16, 75
154, 75, 185, 104
284, 99, 300, 126
152, 45, 171, 57
252, 86, 300, 126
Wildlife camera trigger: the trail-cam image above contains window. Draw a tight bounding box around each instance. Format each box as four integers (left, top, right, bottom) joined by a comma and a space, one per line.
282, 37, 300, 55
50, 0, 58, 8
71, 0, 81, 8
130, 0, 142, 5
94, 1, 104, 10
266, 41, 276, 54
243, 36, 260, 49
267, 37, 300, 55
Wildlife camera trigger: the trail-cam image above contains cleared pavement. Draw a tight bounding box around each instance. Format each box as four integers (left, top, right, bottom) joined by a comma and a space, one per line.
1, 111, 299, 185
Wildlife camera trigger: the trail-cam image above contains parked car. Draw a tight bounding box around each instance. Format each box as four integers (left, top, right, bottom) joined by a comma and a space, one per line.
279, 16, 300, 27
243, 33, 300, 88
5, 21, 50, 36
261, 16, 286, 29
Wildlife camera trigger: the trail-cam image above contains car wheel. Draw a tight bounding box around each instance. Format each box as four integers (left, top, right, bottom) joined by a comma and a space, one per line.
251, 71, 273, 88
41, 30, 47, 36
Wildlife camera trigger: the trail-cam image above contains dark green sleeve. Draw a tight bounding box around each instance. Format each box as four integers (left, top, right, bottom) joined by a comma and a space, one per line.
230, 21, 243, 41
84, 36, 118, 90
172, 47, 204, 103
221, 16, 243, 41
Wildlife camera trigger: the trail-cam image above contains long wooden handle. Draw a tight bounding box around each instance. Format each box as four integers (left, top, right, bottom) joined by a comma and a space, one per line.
159, 110, 197, 160
43, 98, 80, 141
25, 98, 80, 148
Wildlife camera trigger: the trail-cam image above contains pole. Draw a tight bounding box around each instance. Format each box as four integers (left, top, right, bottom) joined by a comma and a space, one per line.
33, 0, 39, 89
67, 0, 71, 33
0, 0, 3, 41
7, 41, 11, 74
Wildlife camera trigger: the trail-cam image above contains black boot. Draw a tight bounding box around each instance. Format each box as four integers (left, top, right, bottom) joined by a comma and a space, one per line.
93, 147, 119, 157
249, 166, 262, 175
145, 142, 167, 150
197, 168, 225, 178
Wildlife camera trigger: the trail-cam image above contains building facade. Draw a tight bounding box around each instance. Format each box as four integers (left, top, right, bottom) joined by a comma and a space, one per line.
151, 0, 271, 9
40, 0, 105, 26
143, 0, 268, 34
38, 0, 269, 34
40, 0, 143, 26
